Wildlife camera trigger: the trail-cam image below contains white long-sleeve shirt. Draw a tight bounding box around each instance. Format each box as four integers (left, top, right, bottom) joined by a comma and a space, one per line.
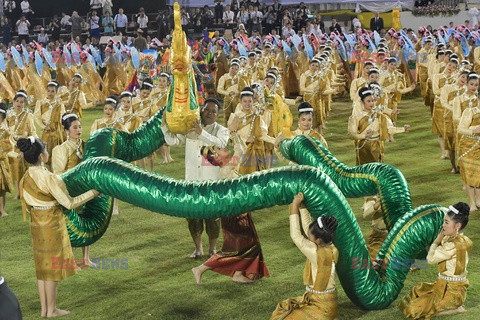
20, 1, 31, 13
161, 121, 229, 181
137, 15, 148, 29
223, 10, 234, 24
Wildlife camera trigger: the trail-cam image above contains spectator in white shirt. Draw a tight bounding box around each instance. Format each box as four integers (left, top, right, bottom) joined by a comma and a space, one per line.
88, 10, 100, 39
137, 8, 148, 34
37, 27, 48, 45
16, 14, 30, 43
114, 8, 128, 35
282, 22, 296, 39
352, 17, 362, 31
20, 1, 33, 19
249, 5, 263, 34
236, 5, 249, 26
101, 0, 113, 16
222, 4, 234, 28
60, 12, 72, 31
4, 0, 16, 21
180, 7, 189, 32
90, 0, 102, 11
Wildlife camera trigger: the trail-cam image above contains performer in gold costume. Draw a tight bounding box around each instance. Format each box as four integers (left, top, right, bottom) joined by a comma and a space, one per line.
271, 193, 338, 320
399, 203, 472, 319
34, 81, 65, 169
8, 90, 37, 198
19, 136, 98, 318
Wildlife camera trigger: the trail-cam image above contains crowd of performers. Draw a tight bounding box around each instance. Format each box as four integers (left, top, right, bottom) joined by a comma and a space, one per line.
0, 22, 477, 319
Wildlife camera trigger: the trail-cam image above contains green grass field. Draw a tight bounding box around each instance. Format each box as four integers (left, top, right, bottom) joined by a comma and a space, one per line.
0, 94, 478, 319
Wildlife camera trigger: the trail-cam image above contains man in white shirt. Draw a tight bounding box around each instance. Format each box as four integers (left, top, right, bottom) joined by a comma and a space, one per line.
249, 5, 263, 34
20, 1, 33, 19
16, 15, 30, 43
180, 7, 190, 31
114, 8, 128, 35
161, 99, 229, 259
90, 0, 102, 11
137, 8, 148, 34
60, 12, 72, 32
222, 4, 234, 28
282, 22, 295, 39
37, 27, 48, 45
101, 0, 113, 16
4, 0, 16, 21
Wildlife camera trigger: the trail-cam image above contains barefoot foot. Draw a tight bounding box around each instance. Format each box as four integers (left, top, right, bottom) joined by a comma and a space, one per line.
436, 306, 466, 317
0, 211, 8, 217
47, 308, 70, 318
232, 272, 254, 283
192, 267, 203, 284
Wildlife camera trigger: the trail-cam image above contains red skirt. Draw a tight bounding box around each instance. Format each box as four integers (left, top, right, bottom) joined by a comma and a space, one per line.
204, 212, 270, 280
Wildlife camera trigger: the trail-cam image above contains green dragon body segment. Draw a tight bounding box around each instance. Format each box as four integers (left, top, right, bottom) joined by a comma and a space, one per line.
61, 154, 444, 309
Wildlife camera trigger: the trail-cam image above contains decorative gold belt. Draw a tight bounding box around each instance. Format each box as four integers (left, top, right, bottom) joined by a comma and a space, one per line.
32, 206, 55, 210
305, 286, 336, 294
438, 273, 467, 282
464, 134, 480, 140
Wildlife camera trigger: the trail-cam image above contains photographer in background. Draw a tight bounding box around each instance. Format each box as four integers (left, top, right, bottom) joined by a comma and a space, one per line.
70, 11, 84, 40
137, 7, 148, 35
16, 14, 30, 44
102, 10, 114, 36
49, 14, 61, 41
60, 12, 72, 33
88, 9, 101, 39
155, 10, 168, 41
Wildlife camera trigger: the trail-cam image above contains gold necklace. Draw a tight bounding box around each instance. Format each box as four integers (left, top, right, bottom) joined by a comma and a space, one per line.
68, 138, 83, 160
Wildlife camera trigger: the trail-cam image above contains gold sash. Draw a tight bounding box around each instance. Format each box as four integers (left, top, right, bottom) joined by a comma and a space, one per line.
460, 97, 479, 114
41, 101, 60, 126
20, 170, 56, 221
358, 113, 389, 140
438, 235, 473, 275
303, 244, 338, 291
66, 141, 84, 170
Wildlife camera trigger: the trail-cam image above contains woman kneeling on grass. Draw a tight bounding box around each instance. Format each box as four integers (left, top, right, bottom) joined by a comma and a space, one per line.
18, 137, 99, 318
398, 202, 472, 319
270, 192, 339, 320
